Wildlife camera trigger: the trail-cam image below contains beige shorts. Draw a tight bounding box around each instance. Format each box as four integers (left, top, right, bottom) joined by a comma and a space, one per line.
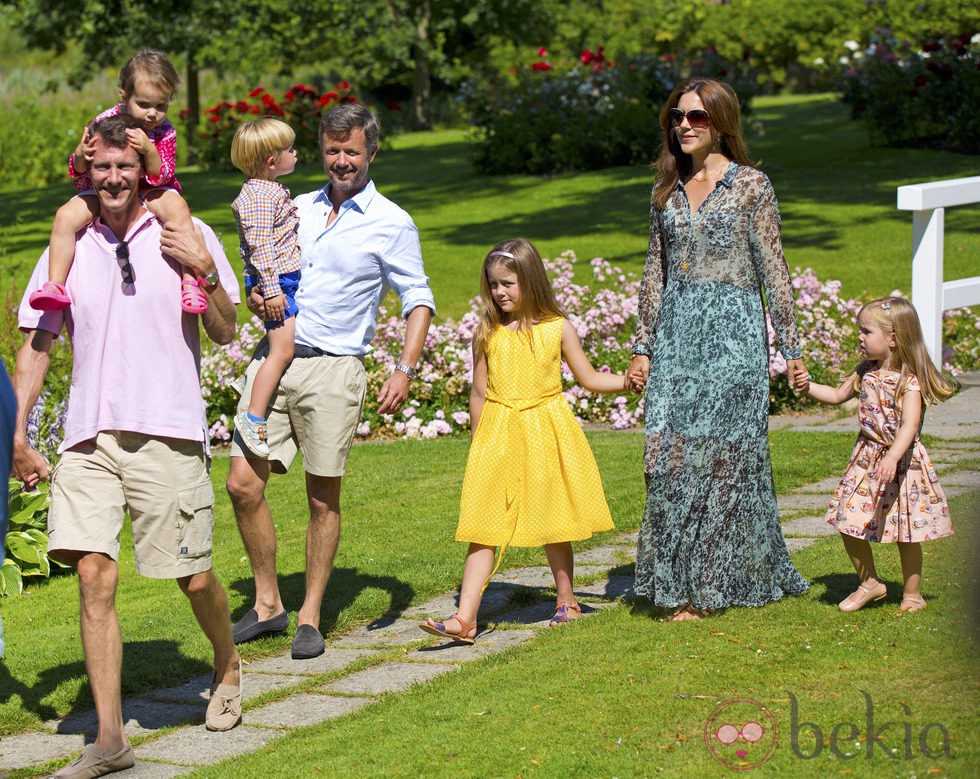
47, 431, 214, 578
231, 353, 366, 476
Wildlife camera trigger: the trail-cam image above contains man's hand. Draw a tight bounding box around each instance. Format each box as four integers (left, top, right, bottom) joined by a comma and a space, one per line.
246, 287, 268, 320
160, 222, 213, 278
12, 440, 50, 490
377, 369, 410, 415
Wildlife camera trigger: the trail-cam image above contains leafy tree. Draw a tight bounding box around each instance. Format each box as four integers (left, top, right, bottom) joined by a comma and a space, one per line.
0, 0, 328, 156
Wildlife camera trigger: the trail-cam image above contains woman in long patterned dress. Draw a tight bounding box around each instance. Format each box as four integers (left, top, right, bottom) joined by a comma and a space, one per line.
627, 79, 810, 620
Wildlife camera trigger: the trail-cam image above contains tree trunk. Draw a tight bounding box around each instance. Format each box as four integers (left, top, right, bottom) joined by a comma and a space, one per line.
410, 1, 432, 131
185, 54, 200, 165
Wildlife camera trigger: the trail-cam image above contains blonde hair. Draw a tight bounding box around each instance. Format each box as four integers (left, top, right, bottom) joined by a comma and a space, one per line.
846, 296, 957, 406
231, 117, 296, 178
472, 238, 564, 358
652, 78, 755, 210
119, 49, 180, 99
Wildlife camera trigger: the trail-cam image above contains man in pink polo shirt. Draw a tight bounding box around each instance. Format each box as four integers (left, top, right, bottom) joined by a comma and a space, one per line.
12, 114, 243, 779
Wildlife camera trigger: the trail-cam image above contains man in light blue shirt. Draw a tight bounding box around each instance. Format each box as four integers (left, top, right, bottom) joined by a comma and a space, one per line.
227, 104, 435, 659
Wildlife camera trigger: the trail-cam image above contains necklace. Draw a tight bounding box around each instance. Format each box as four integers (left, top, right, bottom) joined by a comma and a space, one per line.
689, 161, 728, 184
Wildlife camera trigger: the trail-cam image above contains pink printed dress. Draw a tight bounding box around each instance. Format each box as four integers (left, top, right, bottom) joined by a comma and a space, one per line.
825, 369, 952, 543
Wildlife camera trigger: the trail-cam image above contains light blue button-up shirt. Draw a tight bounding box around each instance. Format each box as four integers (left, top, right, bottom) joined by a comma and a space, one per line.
293, 180, 435, 355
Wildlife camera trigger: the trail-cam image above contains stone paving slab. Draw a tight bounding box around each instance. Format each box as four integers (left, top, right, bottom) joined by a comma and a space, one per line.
245, 693, 372, 729
136, 724, 279, 765
0, 732, 87, 771
329, 616, 442, 648
144, 670, 308, 707
400, 593, 460, 619
574, 545, 630, 566
408, 628, 536, 660
778, 493, 827, 512
940, 470, 980, 488
103, 760, 190, 778
785, 537, 821, 553
792, 476, 843, 494
246, 647, 378, 676
323, 661, 459, 696
782, 516, 836, 537
574, 575, 634, 600
46, 699, 204, 738
945, 484, 979, 499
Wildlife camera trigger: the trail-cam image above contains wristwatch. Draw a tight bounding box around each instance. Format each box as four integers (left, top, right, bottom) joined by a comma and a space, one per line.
200, 270, 221, 292
394, 364, 417, 380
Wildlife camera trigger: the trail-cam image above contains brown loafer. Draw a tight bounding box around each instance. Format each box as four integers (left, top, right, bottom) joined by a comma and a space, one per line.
838, 580, 887, 612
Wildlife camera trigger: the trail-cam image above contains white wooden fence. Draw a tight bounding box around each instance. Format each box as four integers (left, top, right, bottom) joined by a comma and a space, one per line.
896, 175, 980, 368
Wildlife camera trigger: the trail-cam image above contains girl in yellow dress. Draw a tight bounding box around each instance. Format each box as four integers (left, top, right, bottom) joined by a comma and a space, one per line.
420, 238, 629, 643
799, 297, 956, 613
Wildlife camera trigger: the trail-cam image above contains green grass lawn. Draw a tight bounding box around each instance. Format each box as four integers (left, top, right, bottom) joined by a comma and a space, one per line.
2, 94, 977, 320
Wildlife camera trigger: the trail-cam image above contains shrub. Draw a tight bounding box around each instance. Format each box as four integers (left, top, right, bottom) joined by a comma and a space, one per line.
2, 480, 69, 595
460, 45, 758, 176
0, 93, 101, 188
839, 31, 980, 153
183, 81, 362, 171
13, 262, 979, 450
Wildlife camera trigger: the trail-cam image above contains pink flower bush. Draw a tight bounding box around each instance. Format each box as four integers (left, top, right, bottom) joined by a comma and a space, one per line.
192, 262, 980, 445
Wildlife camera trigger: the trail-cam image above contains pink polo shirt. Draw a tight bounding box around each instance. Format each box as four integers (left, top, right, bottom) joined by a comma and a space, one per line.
18, 212, 240, 452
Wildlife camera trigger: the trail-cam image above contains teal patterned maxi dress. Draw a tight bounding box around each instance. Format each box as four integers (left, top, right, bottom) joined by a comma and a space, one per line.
632, 163, 809, 609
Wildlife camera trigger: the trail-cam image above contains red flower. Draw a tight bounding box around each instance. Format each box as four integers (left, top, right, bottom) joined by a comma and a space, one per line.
209, 115, 220, 123
580, 50, 594, 65
341, 95, 359, 104
261, 93, 275, 106
248, 87, 265, 97
336, 80, 351, 91
537, 47, 547, 56
530, 61, 553, 72
386, 100, 404, 111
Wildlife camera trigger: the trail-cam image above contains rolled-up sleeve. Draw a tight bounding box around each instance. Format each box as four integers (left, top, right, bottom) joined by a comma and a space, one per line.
382, 219, 435, 318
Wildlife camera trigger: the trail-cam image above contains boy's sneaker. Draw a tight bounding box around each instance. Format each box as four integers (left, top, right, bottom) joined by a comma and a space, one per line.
234, 411, 269, 457
229, 375, 246, 396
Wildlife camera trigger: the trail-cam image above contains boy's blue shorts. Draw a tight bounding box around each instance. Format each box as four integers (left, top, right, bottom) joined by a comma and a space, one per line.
244, 270, 300, 331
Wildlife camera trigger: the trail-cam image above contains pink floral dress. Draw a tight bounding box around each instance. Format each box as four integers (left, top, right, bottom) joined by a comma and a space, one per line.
826, 369, 952, 543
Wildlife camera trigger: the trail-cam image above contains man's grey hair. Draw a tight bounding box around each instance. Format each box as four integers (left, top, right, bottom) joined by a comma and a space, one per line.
319, 104, 380, 152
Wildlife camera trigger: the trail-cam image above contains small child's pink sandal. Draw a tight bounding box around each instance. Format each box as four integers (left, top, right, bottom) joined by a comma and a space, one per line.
29, 281, 71, 312
181, 279, 208, 314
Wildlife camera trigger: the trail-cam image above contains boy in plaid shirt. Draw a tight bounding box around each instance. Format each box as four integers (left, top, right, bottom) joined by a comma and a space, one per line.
231, 118, 302, 457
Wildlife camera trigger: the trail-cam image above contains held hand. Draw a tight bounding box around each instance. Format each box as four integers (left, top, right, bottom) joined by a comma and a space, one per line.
160, 222, 211, 277
263, 294, 286, 322
12, 440, 50, 491
628, 355, 650, 393
787, 359, 809, 393
377, 369, 410, 415
245, 287, 268, 319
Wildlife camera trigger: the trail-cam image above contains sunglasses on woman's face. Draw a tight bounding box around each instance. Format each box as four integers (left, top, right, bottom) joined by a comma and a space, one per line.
669, 108, 710, 128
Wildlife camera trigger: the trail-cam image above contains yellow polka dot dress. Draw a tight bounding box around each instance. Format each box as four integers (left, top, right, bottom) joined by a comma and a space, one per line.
456, 317, 615, 547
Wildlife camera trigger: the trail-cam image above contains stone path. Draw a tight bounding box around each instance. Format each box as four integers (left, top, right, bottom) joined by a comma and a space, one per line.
2, 374, 977, 778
